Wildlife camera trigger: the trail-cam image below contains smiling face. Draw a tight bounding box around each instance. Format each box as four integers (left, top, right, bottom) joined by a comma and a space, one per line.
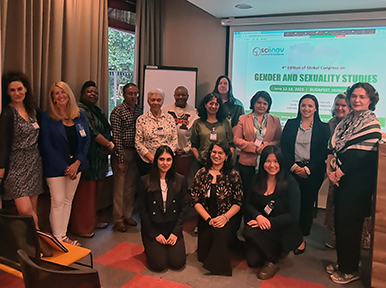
8, 81, 27, 105
52, 86, 69, 108
210, 145, 227, 167
350, 87, 371, 115
205, 97, 220, 116
334, 98, 349, 119
263, 153, 280, 177
148, 93, 163, 112
82, 86, 98, 105
300, 98, 317, 120
254, 97, 269, 115
174, 87, 189, 108
157, 151, 173, 175
217, 77, 229, 96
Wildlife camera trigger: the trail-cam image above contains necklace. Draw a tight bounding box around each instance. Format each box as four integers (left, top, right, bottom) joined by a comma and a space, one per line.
62, 118, 72, 125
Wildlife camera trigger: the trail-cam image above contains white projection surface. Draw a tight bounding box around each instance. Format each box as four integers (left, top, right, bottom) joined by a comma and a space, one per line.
230, 25, 386, 130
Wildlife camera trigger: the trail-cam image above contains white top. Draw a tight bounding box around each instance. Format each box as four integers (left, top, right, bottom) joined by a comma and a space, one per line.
160, 179, 168, 213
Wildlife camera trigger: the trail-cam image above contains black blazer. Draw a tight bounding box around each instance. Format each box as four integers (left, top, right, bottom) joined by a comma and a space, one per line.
281, 118, 330, 178
138, 173, 187, 239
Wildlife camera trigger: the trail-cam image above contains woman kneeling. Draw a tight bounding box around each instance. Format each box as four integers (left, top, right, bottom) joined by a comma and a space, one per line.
243, 145, 302, 279
138, 145, 187, 272
191, 141, 243, 276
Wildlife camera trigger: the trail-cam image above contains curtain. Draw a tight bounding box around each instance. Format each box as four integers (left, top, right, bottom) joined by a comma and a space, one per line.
135, 0, 161, 104
0, 0, 109, 111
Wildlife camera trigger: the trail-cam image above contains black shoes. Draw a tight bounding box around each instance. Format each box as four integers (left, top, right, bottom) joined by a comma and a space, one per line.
257, 262, 279, 280
293, 242, 306, 255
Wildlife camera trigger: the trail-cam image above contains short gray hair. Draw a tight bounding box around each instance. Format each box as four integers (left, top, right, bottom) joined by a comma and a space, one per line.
147, 88, 165, 101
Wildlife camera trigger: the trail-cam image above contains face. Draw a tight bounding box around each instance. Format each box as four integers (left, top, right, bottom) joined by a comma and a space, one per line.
217, 78, 229, 95
210, 145, 227, 167
82, 86, 98, 105
254, 97, 269, 115
174, 88, 189, 108
123, 85, 139, 105
299, 98, 317, 120
334, 98, 349, 119
52, 86, 69, 107
205, 97, 220, 116
148, 93, 163, 111
263, 153, 280, 177
8, 81, 27, 105
350, 88, 371, 113
157, 151, 173, 174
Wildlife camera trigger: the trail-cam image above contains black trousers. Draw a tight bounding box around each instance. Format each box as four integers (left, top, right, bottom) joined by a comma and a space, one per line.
294, 173, 323, 236
141, 231, 186, 272
197, 216, 238, 276
238, 163, 256, 201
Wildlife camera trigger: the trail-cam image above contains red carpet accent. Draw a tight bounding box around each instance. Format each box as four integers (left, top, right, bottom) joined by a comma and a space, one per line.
259, 275, 326, 288
95, 242, 146, 273
123, 274, 190, 288
0, 272, 24, 288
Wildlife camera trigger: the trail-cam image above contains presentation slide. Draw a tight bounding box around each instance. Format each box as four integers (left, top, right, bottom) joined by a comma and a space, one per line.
231, 26, 386, 130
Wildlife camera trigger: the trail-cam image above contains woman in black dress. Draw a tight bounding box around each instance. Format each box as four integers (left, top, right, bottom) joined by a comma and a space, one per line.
138, 145, 187, 272
243, 145, 302, 279
191, 141, 243, 276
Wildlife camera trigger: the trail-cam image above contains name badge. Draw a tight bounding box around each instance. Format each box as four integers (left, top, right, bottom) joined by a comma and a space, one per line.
254, 138, 262, 147
31, 122, 39, 129
157, 127, 164, 136
210, 130, 217, 141
79, 129, 87, 137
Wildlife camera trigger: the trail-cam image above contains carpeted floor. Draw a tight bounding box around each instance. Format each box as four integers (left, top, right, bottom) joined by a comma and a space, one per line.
0, 197, 371, 288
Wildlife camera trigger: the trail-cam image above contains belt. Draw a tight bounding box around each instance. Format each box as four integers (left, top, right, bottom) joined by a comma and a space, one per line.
296, 160, 310, 167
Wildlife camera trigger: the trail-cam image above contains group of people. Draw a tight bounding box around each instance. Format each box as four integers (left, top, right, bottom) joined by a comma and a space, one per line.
0, 71, 381, 285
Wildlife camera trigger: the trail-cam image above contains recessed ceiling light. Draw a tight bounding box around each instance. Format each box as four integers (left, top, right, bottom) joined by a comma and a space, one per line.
235, 3, 253, 9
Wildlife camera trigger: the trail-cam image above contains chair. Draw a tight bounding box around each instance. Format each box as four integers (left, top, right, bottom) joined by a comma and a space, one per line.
18, 249, 101, 288
0, 210, 93, 277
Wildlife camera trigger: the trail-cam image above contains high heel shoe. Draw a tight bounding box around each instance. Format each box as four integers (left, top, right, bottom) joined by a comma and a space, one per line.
293, 241, 306, 255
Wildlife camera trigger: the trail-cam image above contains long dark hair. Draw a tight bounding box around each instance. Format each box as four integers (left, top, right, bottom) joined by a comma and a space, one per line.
205, 141, 233, 175
145, 145, 180, 192
253, 145, 286, 195
296, 94, 322, 123
212, 75, 236, 103
197, 93, 226, 122
2, 71, 36, 116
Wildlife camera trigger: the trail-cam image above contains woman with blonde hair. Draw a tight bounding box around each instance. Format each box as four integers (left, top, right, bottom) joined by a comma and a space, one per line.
40, 81, 90, 246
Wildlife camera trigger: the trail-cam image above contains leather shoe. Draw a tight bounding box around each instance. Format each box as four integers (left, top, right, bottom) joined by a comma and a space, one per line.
79, 232, 95, 238
95, 222, 108, 229
293, 242, 306, 255
124, 217, 137, 226
113, 222, 126, 232
257, 262, 279, 280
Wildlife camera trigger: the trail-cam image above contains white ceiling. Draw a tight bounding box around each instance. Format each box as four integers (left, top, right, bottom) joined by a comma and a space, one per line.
186, 0, 386, 18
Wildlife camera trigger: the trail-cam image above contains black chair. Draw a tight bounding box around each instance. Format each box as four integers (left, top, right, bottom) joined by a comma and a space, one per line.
0, 210, 40, 271
18, 249, 101, 288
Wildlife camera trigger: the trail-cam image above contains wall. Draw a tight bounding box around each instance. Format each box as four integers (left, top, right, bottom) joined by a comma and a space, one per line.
160, 0, 226, 106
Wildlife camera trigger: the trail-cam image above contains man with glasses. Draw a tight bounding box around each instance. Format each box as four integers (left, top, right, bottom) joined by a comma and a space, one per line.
110, 83, 143, 232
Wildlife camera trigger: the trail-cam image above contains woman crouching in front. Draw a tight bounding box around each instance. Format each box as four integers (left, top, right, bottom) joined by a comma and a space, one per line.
243, 145, 302, 280
138, 145, 187, 272
191, 141, 243, 276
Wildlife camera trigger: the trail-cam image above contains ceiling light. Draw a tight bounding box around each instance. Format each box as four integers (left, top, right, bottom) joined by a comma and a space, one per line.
235, 3, 253, 9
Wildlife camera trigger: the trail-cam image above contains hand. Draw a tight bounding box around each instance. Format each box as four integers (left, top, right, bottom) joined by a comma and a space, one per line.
327, 171, 339, 186
247, 219, 259, 228
211, 215, 228, 228
256, 215, 271, 230
106, 141, 115, 151
117, 163, 125, 175
166, 233, 178, 246
295, 167, 308, 178
255, 143, 266, 154
335, 168, 344, 180
146, 154, 154, 163
175, 148, 185, 155
64, 160, 80, 180
155, 234, 167, 245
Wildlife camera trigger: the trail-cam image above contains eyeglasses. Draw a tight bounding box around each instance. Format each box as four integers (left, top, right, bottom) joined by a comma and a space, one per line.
126, 92, 139, 96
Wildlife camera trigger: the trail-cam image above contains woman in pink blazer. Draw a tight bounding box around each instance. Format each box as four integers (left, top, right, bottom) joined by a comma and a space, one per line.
234, 91, 281, 195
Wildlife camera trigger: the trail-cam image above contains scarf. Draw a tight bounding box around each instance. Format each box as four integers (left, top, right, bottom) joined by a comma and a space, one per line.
328, 110, 381, 169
